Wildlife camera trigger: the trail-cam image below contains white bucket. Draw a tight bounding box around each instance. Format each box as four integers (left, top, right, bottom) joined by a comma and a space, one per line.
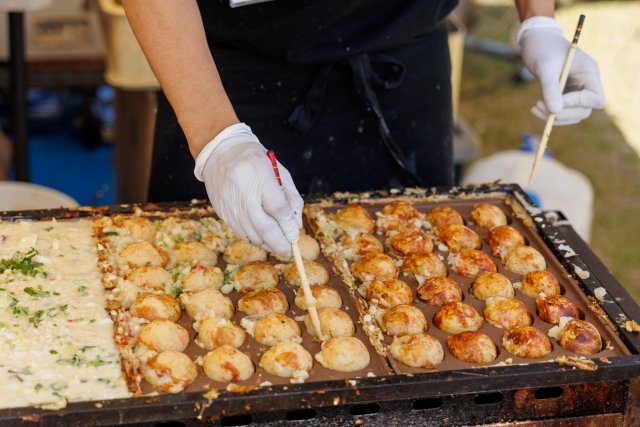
0, 181, 78, 211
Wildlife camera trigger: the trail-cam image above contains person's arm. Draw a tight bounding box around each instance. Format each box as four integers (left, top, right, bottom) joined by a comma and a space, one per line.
514, 0, 554, 21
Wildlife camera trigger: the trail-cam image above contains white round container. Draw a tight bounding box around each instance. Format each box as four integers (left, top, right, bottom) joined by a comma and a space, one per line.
0, 181, 78, 211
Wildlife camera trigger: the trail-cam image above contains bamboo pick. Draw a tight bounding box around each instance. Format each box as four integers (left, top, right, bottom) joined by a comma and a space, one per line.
528, 14, 586, 186
266, 150, 324, 341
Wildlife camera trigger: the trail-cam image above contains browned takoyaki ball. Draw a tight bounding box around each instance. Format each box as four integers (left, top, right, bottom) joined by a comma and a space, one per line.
520, 270, 561, 299
237, 288, 289, 317
504, 246, 546, 275
352, 252, 398, 283
334, 204, 376, 235
447, 332, 497, 364
223, 239, 267, 265
305, 307, 355, 339
387, 229, 433, 257
143, 351, 197, 393
197, 318, 247, 350
365, 278, 414, 309
135, 320, 190, 362
259, 342, 313, 380
297, 234, 321, 261
172, 241, 218, 267
127, 266, 172, 291
111, 215, 156, 242
389, 333, 444, 368
469, 203, 507, 230
438, 224, 482, 252
433, 302, 484, 334
417, 277, 463, 306
339, 233, 384, 261
487, 225, 526, 261
471, 272, 514, 301
182, 265, 224, 292
315, 337, 370, 372
484, 297, 533, 330
231, 260, 279, 293
180, 288, 235, 320
294, 285, 342, 311
401, 253, 447, 280
503, 326, 552, 358
558, 319, 602, 355
376, 201, 421, 234
254, 313, 302, 346
130, 293, 181, 322
203, 346, 255, 382
425, 206, 463, 234
381, 304, 428, 336
120, 241, 168, 268
448, 249, 496, 278
536, 294, 579, 324
282, 260, 330, 287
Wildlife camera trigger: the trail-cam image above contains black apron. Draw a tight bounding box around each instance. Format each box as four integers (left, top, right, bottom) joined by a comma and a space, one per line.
149, 1, 456, 201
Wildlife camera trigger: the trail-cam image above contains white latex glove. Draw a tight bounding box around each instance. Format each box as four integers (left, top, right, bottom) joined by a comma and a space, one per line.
517, 16, 605, 125
194, 123, 304, 258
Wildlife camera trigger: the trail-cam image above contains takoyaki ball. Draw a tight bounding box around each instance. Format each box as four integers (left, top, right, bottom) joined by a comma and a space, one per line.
254, 313, 302, 346
259, 342, 313, 380
484, 297, 532, 330
315, 337, 370, 372
197, 317, 246, 350
334, 204, 375, 235
425, 206, 463, 234
365, 278, 413, 309
433, 302, 484, 334
558, 319, 602, 355
305, 307, 355, 339
438, 224, 481, 252
376, 201, 421, 234
339, 233, 384, 261
130, 293, 181, 322
112, 215, 156, 242
282, 260, 330, 287
504, 246, 546, 275
520, 270, 561, 299
201, 232, 226, 253
401, 253, 447, 280
238, 288, 289, 317
297, 234, 321, 261
389, 333, 444, 369
447, 331, 497, 364
469, 203, 507, 230
448, 249, 497, 278
351, 252, 398, 283
471, 272, 514, 301
503, 326, 552, 359
488, 225, 526, 261
135, 320, 190, 362
143, 351, 197, 393
180, 288, 234, 320
203, 345, 255, 382
381, 304, 428, 336
172, 241, 217, 267
182, 265, 224, 292
387, 229, 433, 257
120, 241, 168, 268
536, 294, 579, 324
295, 285, 342, 311
232, 260, 279, 293
223, 239, 267, 265
417, 277, 462, 306
127, 266, 172, 291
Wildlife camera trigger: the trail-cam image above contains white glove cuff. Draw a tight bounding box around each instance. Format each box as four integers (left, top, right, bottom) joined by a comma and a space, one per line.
194, 122, 254, 182
515, 16, 564, 48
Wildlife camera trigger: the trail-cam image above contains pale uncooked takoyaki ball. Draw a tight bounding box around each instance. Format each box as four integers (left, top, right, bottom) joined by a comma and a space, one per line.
180, 288, 234, 320
143, 351, 197, 393
520, 270, 561, 299
135, 319, 190, 362
315, 337, 370, 372
469, 203, 507, 230
425, 206, 463, 234
120, 241, 168, 268
203, 345, 255, 382
484, 296, 532, 330
488, 225, 526, 261
471, 272, 514, 301
536, 294, 579, 324
297, 234, 321, 261
339, 233, 384, 261
294, 285, 342, 310
182, 265, 224, 292
438, 224, 481, 252
433, 302, 484, 334
387, 229, 433, 258
503, 326, 552, 359
417, 276, 462, 306
365, 278, 413, 309
305, 307, 355, 339
447, 331, 497, 364
376, 201, 421, 234
130, 292, 181, 322
259, 342, 313, 380
172, 241, 218, 267
448, 249, 496, 278
238, 288, 289, 317
127, 265, 172, 291
197, 317, 246, 350
558, 319, 602, 355
504, 246, 546, 275
381, 304, 428, 336
401, 253, 447, 280
282, 260, 330, 287
113, 215, 156, 242
334, 204, 375, 235
232, 260, 279, 293
390, 333, 444, 368
223, 239, 268, 265
253, 313, 301, 346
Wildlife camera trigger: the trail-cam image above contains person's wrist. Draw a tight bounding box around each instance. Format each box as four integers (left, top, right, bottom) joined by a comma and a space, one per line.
515, 16, 563, 48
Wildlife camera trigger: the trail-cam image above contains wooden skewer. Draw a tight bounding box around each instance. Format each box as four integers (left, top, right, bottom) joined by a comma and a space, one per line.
266, 150, 324, 341
528, 14, 586, 186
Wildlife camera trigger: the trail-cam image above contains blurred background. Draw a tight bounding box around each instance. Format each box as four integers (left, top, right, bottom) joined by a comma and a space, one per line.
0, 0, 638, 300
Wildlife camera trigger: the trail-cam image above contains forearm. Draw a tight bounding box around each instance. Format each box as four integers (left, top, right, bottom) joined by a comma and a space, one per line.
122, 0, 238, 157
514, 0, 554, 21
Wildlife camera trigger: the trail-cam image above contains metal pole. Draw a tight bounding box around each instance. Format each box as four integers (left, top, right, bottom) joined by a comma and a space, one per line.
9, 12, 28, 181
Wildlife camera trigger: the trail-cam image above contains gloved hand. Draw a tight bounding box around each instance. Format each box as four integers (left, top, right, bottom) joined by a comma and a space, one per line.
517, 16, 605, 125
194, 123, 304, 257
